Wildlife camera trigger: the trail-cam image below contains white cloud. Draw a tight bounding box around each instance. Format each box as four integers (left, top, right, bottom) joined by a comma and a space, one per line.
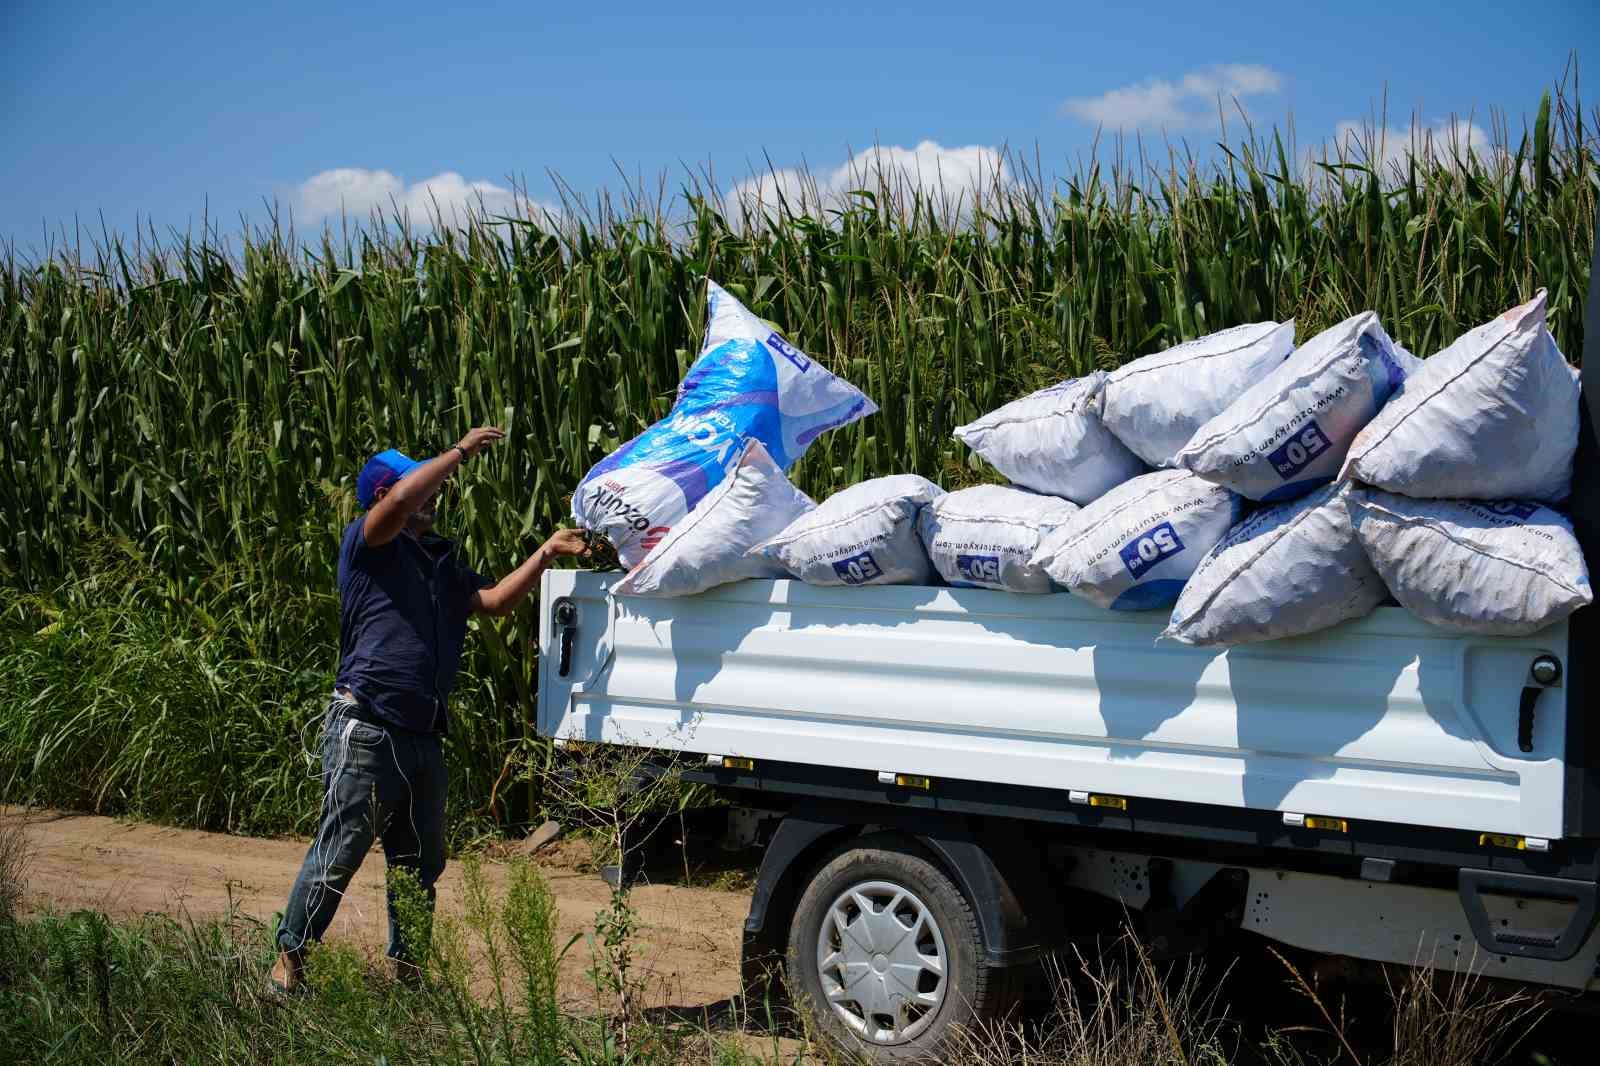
731, 140, 1007, 220
733, 166, 819, 216
1061, 64, 1284, 130
296, 167, 554, 225
1329, 117, 1497, 181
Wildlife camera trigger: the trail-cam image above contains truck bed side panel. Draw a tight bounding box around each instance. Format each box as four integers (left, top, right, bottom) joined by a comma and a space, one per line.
539, 571, 1571, 839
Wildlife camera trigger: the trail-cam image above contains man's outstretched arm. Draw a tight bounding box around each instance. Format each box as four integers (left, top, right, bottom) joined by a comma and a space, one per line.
472, 529, 590, 617
363, 427, 505, 548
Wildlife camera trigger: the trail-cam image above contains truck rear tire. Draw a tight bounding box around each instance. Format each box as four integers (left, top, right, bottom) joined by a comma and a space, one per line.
785, 832, 1020, 1063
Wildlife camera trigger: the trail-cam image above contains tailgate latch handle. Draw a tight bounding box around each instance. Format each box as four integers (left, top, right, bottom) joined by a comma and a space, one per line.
1518, 655, 1562, 753
553, 598, 578, 678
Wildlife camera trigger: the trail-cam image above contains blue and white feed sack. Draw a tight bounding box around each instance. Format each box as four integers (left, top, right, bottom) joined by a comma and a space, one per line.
1173, 311, 1417, 502
916, 484, 1079, 594
573, 281, 876, 566
1031, 469, 1241, 610
753, 475, 944, 588
612, 439, 814, 598
952, 373, 1144, 505
1349, 489, 1592, 637
1341, 291, 1579, 503
1163, 482, 1386, 646
1099, 321, 1296, 468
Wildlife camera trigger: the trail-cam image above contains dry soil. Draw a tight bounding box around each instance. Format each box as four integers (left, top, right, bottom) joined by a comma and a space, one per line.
2, 806, 752, 1016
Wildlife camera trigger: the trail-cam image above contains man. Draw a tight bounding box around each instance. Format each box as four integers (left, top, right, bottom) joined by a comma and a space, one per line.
270, 426, 588, 993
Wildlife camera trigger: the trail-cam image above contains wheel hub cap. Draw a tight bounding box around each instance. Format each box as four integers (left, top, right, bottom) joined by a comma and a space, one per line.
815, 879, 949, 1045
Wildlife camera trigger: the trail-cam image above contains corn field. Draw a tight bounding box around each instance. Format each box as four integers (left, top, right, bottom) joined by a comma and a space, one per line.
0, 84, 1594, 835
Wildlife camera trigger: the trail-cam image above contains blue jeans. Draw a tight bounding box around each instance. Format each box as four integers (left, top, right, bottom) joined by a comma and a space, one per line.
277, 696, 447, 964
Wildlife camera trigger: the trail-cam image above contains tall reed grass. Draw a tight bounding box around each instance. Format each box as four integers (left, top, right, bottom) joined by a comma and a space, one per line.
0, 82, 1593, 832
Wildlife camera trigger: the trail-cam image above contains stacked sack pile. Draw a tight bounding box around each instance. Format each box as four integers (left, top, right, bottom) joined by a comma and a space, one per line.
577, 282, 1592, 643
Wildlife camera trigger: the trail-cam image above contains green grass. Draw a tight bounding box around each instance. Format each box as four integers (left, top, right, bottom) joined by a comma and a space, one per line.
0, 80, 1593, 834
0, 822, 794, 1066
0, 815, 1562, 1066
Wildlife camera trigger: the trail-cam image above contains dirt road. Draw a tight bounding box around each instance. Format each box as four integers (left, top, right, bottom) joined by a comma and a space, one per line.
3, 807, 751, 1013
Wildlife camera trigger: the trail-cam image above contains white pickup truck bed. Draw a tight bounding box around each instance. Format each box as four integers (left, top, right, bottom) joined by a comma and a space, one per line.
535, 238, 1600, 1055
538, 570, 1574, 841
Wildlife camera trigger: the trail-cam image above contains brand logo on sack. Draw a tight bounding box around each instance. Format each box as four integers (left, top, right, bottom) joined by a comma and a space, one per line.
1120, 521, 1185, 580
666, 409, 743, 469
1268, 419, 1331, 480
1486, 501, 1540, 521
766, 331, 812, 373
832, 551, 883, 585
586, 485, 651, 532
956, 554, 1002, 585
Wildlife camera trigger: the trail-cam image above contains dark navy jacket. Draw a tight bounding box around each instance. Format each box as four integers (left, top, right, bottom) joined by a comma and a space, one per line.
334, 518, 491, 734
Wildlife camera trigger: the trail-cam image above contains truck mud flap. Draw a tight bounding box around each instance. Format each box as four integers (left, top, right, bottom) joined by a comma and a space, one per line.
1457, 868, 1599, 961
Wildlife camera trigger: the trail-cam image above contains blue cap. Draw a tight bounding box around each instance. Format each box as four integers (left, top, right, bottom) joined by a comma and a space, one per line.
357, 449, 422, 509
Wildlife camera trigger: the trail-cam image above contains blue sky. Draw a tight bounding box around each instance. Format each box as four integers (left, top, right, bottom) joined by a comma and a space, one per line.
1, 0, 1592, 254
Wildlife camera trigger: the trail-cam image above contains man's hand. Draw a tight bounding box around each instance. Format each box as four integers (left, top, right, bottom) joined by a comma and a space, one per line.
455, 426, 506, 459
542, 528, 591, 560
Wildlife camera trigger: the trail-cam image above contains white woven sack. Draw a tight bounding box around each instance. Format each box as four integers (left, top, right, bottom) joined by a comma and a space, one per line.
1341, 291, 1579, 503
953, 373, 1144, 505
1100, 321, 1295, 468
1173, 312, 1417, 502
613, 440, 814, 597
1031, 469, 1241, 610
752, 474, 944, 587
1163, 482, 1387, 646
1349, 488, 1593, 636
916, 485, 1079, 593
